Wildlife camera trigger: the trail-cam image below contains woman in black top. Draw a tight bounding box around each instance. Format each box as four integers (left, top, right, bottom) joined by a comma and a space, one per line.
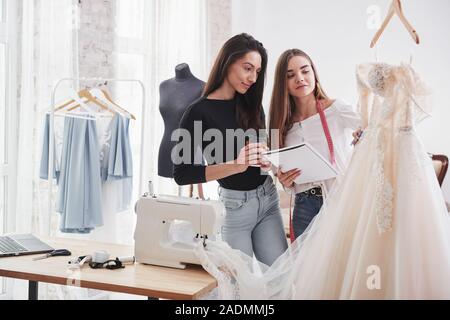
173, 34, 288, 266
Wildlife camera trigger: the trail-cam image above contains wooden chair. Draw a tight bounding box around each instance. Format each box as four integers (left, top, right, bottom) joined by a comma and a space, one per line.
431, 154, 448, 187
430, 154, 450, 212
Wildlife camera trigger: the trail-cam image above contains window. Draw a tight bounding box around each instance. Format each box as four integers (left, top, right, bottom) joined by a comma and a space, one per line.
0, 1, 8, 236
115, 0, 144, 39
0, 0, 17, 298
0, 41, 6, 236
0, 1, 7, 295
0, 0, 4, 23
0, 43, 5, 166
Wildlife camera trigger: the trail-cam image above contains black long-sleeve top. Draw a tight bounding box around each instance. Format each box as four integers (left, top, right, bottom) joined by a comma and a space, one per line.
172, 96, 267, 191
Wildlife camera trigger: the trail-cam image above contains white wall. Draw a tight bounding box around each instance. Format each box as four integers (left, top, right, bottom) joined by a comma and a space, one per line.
232, 0, 450, 201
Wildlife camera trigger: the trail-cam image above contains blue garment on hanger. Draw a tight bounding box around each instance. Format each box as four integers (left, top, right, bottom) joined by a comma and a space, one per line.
102, 114, 133, 211
103, 114, 133, 180
39, 114, 60, 182
56, 116, 103, 233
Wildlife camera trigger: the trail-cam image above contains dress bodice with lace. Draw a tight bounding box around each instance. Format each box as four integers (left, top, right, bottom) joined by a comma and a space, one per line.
356, 62, 431, 131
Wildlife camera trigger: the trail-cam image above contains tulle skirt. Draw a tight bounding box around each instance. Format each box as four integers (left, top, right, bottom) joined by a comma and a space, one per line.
195, 128, 450, 299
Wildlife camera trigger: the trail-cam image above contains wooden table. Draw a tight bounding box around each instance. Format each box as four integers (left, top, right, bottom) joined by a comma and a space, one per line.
0, 236, 217, 300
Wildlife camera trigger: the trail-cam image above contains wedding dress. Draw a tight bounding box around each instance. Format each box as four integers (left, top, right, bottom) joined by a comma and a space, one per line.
194, 62, 450, 299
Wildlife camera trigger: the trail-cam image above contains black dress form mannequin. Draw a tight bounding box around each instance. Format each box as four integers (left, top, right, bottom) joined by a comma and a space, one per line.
158, 63, 205, 184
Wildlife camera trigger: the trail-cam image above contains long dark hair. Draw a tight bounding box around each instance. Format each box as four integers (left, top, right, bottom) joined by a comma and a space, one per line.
268, 49, 328, 149
203, 33, 267, 130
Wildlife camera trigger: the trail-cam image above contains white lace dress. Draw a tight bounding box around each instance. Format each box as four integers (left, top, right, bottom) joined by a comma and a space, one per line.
194, 63, 450, 299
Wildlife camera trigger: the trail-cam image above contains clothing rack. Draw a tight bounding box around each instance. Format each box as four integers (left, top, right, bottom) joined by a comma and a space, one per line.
47, 77, 146, 236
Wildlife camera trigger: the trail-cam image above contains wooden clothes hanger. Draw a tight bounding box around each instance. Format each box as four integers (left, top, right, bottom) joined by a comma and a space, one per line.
53, 90, 110, 120
54, 88, 114, 115
68, 89, 114, 113
370, 0, 420, 48
91, 85, 136, 120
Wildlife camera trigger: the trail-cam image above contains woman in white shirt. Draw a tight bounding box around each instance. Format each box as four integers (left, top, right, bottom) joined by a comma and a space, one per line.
268, 48, 362, 240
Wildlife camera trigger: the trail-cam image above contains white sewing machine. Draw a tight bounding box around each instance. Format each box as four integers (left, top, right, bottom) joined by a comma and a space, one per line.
134, 193, 223, 269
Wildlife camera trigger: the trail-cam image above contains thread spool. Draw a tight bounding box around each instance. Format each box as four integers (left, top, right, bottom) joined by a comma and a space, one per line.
116, 256, 136, 264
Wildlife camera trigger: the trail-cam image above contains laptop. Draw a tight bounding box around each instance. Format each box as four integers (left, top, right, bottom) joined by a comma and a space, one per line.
0, 234, 54, 257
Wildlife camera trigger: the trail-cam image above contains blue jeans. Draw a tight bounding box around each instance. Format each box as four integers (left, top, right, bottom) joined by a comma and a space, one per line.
292, 192, 323, 239
218, 176, 288, 266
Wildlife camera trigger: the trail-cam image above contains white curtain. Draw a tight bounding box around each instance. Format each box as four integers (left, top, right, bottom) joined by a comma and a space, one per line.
13, 0, 75, 299
15, 0, 75, 235
114, 0, 211, 198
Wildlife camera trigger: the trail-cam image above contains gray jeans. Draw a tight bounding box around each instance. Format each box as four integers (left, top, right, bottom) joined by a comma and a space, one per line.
218, 176, 288, 266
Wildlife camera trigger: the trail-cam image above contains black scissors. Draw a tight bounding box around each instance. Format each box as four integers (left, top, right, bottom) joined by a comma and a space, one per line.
33, 249, 72, 261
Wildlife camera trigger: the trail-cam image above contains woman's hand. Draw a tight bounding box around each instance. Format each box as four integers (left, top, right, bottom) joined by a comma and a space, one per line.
351, 128, 364, 146
277, 168, 301, 189
235, 143, 268, 173
260, 158, 272, 172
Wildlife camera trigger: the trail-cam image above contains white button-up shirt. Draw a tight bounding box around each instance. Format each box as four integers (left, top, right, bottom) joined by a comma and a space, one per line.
284, 99, 361, 196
